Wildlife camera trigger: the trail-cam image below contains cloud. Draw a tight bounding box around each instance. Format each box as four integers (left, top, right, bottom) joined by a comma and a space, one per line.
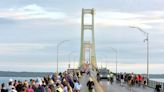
141, 11, 164, 19
0, 60, 79, 72
0, 2, 164, 73
95, 10, 164, 29
0, 4, 66, 20
98, 63, 164, 74
1, 5, 164, 30
97, 11, 145, 19
0, 43, 55, 55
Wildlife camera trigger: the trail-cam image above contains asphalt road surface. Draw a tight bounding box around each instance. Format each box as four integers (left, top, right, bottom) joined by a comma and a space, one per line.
80, 73, 96, 92
99, 80, 154, 92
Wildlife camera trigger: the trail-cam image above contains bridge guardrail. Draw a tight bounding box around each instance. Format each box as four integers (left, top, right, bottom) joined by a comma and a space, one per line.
148, 80, 164, 90
90, 70, 104, 92
91, 76, 104, 92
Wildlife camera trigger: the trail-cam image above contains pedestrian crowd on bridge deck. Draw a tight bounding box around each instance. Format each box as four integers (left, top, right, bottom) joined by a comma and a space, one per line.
0, 71, 82, 92
116, 73, 164, 92
116, 73, 147, 87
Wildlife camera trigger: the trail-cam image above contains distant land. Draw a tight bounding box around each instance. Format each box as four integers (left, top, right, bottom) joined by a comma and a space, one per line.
0, 71, 164, 78
143, 74, 164, 79
0, 71, 53, 77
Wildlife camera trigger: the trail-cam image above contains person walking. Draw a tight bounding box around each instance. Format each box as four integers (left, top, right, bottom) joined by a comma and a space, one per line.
154, 83, 161, 92
87, 77, 94, 92
120, 74, 124, 87
87, 71, 91, 76
27, 85, 34, 92
7, 81, 13, 92
74, 80, 81, 92
1, 83, 8, 92
143, 77, 147, 88
138, 74, 142, 87
56, 83, 63, 92
109, 72, 114, 84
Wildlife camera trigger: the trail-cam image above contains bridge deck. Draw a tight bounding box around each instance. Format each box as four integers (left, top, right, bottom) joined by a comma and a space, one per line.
80, 73, 91, 92
79, 68, 156, 92
100, 80, 154, 92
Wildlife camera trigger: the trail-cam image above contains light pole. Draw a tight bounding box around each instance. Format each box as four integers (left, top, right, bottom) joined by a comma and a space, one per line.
68, 51, 74, 69
99, 55, 107, 68
99, 57, 102, 69
73, 56, 78, 69
105, 57, 108, 68
110, 47, 118, 74
56, 40, 69, 74
103, 55, 108, 68
130, 26, 149, 84
98, 57, 103, 69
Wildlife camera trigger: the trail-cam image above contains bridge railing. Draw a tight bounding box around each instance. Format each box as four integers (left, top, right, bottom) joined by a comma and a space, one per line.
148, 80, 164, 90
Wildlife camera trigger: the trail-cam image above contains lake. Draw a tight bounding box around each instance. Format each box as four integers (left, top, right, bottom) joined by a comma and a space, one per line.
0, 77, 39, 85
150, 78, 164, 83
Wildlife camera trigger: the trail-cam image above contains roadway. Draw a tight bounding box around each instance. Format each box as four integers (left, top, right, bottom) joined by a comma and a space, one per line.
90, 70, 154, 92
80, 73, 96, 92
99, 80, 154, 92
80, 69, 155, 92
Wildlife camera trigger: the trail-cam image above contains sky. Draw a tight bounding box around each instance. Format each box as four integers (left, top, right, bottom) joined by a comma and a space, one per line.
0, 0, 164, 74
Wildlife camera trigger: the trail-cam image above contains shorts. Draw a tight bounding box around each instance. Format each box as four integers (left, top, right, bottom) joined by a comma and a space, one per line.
121, 79, 124, 83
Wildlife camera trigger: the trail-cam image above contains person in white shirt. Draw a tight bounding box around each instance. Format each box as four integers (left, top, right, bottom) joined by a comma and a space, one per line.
74, 80, 81, 92
7, 81, 13, 92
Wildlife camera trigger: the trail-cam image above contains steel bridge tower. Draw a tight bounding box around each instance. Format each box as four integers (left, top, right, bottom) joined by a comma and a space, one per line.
80, 8, 97, 69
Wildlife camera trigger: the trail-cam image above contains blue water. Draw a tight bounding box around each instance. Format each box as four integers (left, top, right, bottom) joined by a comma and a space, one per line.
150, 78, 164, 83
0, 77, 38, 85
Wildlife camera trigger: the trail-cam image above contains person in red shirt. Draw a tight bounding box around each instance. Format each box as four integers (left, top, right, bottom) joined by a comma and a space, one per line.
27, 85, 34, 92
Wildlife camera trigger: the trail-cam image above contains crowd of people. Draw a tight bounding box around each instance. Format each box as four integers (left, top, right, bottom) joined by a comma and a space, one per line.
0, 71, 83, 92
116, 73, 147, 87
116, 72, 164, 92
2, 69, 162, 92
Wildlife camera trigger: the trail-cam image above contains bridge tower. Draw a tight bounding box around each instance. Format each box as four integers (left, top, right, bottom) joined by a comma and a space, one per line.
80, 8, 97, 69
